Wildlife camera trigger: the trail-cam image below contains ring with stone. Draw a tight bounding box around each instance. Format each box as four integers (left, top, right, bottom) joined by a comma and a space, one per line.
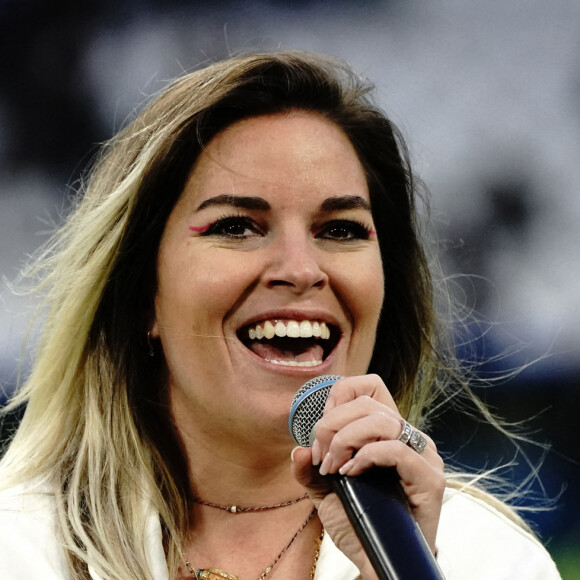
398, 420, 413, 445
398, 420, 427, 454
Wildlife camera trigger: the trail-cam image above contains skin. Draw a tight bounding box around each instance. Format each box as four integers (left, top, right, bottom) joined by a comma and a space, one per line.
151, 111, 445, 578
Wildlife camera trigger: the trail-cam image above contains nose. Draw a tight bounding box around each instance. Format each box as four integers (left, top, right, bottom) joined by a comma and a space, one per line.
263, 230, 329, 294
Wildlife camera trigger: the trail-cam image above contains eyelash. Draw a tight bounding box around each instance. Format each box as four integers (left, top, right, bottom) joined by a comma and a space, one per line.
200, 214, 263, 238
197, 214, 374, 241
314, 219, 374, 241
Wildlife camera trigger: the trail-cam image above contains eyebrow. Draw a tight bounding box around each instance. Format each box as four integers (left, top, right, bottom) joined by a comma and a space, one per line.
196, 195, 270, 212
320, 195, 372, 212
195, 194, 372, 214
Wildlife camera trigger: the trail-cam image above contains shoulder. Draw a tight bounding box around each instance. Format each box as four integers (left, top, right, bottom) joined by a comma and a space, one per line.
437, 488, 562, 580
0, 478, 71, 579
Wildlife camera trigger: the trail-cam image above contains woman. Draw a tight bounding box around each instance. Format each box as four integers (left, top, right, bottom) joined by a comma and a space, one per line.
0, 51, 560, 579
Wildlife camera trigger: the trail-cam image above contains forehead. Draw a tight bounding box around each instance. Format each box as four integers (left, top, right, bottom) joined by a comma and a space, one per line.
182, 111, 369, 206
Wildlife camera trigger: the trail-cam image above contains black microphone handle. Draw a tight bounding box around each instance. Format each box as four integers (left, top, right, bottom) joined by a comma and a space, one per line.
330, 466, 446, 580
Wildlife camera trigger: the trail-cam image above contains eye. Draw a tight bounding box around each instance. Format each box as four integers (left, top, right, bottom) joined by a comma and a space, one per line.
314, 219, 373, 241
201, 215, 264, 239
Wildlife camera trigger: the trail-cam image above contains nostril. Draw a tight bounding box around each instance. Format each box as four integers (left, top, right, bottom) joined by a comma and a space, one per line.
262, 246, 328, 291
267, 276, 327, 291
269, 279, 294, 287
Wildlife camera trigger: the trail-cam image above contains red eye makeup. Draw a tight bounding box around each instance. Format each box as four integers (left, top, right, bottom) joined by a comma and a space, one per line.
189, 224, 212, 233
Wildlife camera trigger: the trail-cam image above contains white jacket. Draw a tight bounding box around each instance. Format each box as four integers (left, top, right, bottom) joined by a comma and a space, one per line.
0, 479, 562, 579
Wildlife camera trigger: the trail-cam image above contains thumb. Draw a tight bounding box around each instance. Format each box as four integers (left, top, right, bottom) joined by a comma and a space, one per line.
291, 446, 333, 503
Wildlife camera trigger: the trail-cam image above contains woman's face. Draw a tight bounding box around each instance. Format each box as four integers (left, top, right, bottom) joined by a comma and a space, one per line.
152, 111, 384, 443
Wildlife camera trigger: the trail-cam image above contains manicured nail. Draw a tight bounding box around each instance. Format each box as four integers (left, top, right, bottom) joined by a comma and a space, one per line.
319, 452, 332, 476
311, 440, 322, 466
339, 458, 355, 475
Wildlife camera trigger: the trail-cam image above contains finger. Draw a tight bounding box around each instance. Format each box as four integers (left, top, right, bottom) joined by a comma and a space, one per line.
290, 445, 370, 558
338, 439, 444, 480
315, 374, 398, 465
324, 375, 397, 414
316, 410, 403, 475
289, 453, 374, 575
316, 393, 400, 443
336, 439, 445, 552
312, 394, 396, 465
313, 396, 438, 470
318, 416, 439, 476
290, 446, 333, 504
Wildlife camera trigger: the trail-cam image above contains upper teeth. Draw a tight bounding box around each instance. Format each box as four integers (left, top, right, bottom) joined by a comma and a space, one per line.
248, 320, 331, 340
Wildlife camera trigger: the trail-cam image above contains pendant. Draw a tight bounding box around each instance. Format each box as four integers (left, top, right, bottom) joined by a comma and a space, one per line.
196, 568, 239, 580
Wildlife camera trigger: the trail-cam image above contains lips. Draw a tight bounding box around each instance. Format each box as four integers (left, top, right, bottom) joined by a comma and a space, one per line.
237, 319, 339, 367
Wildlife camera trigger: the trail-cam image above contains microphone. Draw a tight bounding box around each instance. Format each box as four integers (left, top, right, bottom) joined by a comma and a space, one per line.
289, 375, 445, 580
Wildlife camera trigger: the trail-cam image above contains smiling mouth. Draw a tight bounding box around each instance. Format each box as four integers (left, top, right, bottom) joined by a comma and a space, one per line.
237, 319, 340, 367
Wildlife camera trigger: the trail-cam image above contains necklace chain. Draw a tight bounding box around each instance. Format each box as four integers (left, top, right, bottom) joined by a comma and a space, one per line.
183, 506, 321, 580
257, 507, 316, 580
193, 493, 308, 514
310, 530, 324, 580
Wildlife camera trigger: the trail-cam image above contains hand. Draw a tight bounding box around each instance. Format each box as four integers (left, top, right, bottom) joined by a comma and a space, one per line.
290, 374, 445, 575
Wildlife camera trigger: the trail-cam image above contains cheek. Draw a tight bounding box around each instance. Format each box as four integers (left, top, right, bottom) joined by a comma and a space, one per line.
155, 254, 193, 323
155, 250, 251, 331
355, 254, 385, 319
335, 253, 384, 336
353, 258, 385, 356
352, 270, 384, 373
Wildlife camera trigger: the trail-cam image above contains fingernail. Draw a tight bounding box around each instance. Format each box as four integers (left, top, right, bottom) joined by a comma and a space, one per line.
319, 452, 332, 476
290, 446, 301, 463
339, 458, 355, 475
311, 440, 322, 466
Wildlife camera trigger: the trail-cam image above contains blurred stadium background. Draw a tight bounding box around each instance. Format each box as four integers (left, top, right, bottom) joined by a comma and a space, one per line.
1, 1, 578, 576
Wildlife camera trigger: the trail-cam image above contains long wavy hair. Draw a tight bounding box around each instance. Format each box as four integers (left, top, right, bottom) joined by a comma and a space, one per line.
0, 50, 522, 579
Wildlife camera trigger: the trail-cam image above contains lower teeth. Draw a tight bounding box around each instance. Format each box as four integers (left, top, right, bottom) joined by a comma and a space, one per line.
268, 359, 322, 367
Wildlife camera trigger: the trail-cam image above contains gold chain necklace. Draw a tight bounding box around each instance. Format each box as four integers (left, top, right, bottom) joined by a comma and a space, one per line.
193, 493, 308, 514
183, 507, 322, 580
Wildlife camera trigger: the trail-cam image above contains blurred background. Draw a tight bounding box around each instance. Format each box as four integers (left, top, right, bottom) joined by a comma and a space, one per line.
0, 0, 578, 576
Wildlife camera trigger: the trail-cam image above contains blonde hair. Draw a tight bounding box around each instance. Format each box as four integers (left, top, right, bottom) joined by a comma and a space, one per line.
0, 50, 532, 578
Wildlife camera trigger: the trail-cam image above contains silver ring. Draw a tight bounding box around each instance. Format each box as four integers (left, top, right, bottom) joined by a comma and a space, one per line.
398, 420, 413, 444
398, 421, 427, 454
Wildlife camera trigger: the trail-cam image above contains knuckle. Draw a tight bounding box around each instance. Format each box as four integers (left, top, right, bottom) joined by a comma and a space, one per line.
432, 470, 447, 496
313, 418, 335, 444
356, 394, 375, 409
351, 442, 376, 465
329, 429, 347, 451
433, 453, 445, 473
373, 411, 396, 436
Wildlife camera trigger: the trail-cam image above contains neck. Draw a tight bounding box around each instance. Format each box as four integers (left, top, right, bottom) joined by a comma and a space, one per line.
186, 434, 302, 506
181, 496, 322, 580
171, 393, 300, 504
175, 407, 300, 502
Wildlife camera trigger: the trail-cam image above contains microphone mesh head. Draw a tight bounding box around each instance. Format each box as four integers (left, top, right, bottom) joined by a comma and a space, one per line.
288, 375, 343, 446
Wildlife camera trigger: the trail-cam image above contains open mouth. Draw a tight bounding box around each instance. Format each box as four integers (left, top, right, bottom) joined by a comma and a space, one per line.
237, 319, 340, 367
